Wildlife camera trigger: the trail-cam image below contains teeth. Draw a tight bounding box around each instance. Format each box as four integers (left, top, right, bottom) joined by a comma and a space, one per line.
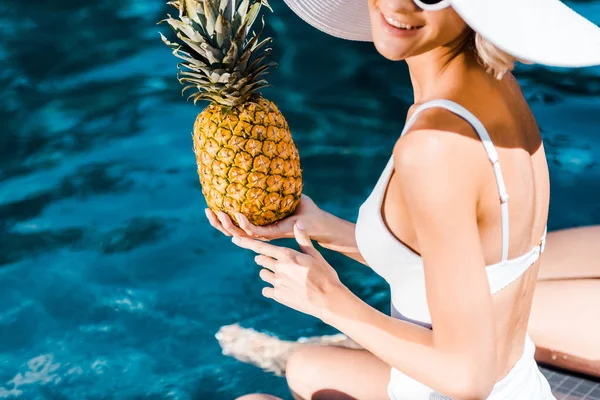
385, 16, 420, 30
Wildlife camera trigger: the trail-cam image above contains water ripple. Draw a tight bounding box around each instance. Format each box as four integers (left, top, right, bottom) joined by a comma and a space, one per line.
0, 0, 599, 398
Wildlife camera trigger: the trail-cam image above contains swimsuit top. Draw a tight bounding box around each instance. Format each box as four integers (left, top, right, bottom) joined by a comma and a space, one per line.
355, 99, 547, 328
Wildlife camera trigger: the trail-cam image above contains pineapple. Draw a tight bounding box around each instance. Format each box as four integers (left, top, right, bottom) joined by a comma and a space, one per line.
160, 0, 302, 226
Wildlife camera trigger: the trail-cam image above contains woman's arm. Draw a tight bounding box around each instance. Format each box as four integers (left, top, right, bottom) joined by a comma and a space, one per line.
322, 132, 497, 399
311, 212, 366, 265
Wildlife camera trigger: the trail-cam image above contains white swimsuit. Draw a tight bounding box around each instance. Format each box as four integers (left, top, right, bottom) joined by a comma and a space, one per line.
355, 99, 555, 399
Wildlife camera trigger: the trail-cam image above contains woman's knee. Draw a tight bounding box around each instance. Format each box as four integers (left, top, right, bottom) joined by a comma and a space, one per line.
236, 394, 282, 400
285, 346, 321, 396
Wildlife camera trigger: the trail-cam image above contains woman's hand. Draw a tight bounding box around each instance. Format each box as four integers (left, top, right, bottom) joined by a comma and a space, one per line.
205, 194, 326, 241
231, 220, 345, 320
206, 194, 367, 265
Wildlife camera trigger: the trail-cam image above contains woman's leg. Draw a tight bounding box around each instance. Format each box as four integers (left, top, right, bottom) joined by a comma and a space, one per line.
537, 226, 600, 281
530, 225, 600, 377
236, 346, 390, 400
530, 279, 600, 376
286, 346, 391, 400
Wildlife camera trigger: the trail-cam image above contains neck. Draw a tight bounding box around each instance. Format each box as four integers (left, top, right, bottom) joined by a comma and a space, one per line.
406, 31, 477, 104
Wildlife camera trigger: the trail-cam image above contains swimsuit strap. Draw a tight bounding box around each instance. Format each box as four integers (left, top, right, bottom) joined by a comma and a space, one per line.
401, 99, 510, 262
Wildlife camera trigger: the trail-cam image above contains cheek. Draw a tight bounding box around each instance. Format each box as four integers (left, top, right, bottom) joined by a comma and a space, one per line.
431, 9, 469, 44
367, 6, 468, 61
369, 9, 422, 61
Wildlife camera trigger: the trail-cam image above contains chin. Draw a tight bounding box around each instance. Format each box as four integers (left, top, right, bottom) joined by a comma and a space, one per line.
373, 36, 413, 61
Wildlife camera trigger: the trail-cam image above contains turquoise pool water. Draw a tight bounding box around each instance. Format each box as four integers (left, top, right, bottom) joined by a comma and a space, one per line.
1, 0, 599, 398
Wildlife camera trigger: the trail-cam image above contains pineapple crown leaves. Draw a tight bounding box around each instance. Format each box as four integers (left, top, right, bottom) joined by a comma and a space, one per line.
159, 0, 276, 107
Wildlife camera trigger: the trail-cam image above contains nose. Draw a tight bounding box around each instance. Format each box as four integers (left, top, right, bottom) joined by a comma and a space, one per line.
377, 0, 420, 13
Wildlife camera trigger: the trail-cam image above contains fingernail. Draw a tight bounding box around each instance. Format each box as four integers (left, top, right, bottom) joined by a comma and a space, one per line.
218, 212, 226, 222
232, 237, 241, 245
235, 213, 244, 223
296, 220, 305, 231
204, 209, 210, 218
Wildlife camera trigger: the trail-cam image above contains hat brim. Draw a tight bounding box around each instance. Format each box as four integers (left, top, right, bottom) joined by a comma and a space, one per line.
282, 0, 600, 67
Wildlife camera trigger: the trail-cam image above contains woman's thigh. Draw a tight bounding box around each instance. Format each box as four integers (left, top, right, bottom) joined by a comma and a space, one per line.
530, 279, 600, 377
286, 345, 391, 400
538, 226, 600, 281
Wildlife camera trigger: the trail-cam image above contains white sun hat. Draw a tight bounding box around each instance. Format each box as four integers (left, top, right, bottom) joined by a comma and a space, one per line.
281, 0, 600, 67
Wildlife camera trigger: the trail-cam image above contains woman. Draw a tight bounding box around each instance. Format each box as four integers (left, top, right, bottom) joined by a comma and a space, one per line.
206, 0, 600, 398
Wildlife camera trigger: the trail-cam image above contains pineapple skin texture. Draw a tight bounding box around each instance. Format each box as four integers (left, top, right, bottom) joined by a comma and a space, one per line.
193, 97, 303, 226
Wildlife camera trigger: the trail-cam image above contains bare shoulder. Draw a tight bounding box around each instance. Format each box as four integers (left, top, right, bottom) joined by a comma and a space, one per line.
393, 107, 489, 191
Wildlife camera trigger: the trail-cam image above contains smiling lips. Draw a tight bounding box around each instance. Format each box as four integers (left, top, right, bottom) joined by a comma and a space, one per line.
383, 14, 424, 30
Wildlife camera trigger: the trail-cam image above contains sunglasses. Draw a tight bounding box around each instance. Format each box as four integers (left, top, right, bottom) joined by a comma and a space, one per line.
413, 0, 451, 11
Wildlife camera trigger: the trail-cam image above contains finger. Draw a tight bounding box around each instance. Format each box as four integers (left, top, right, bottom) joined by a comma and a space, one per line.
218, 212, 247, 237
293, 220, 320, 258
232, 236, 294, 260
262, 287, 274, 299
259, 268, 275, 285
234, 213, 271, 241
255, 255, 277, 272
205, 209, 232, 237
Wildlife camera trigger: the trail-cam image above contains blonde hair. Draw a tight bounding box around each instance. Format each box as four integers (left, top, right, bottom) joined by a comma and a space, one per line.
473, 32, 518, 80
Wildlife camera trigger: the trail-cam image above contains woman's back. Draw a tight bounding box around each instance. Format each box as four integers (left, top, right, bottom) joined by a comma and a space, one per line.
475, 73, 550, 379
